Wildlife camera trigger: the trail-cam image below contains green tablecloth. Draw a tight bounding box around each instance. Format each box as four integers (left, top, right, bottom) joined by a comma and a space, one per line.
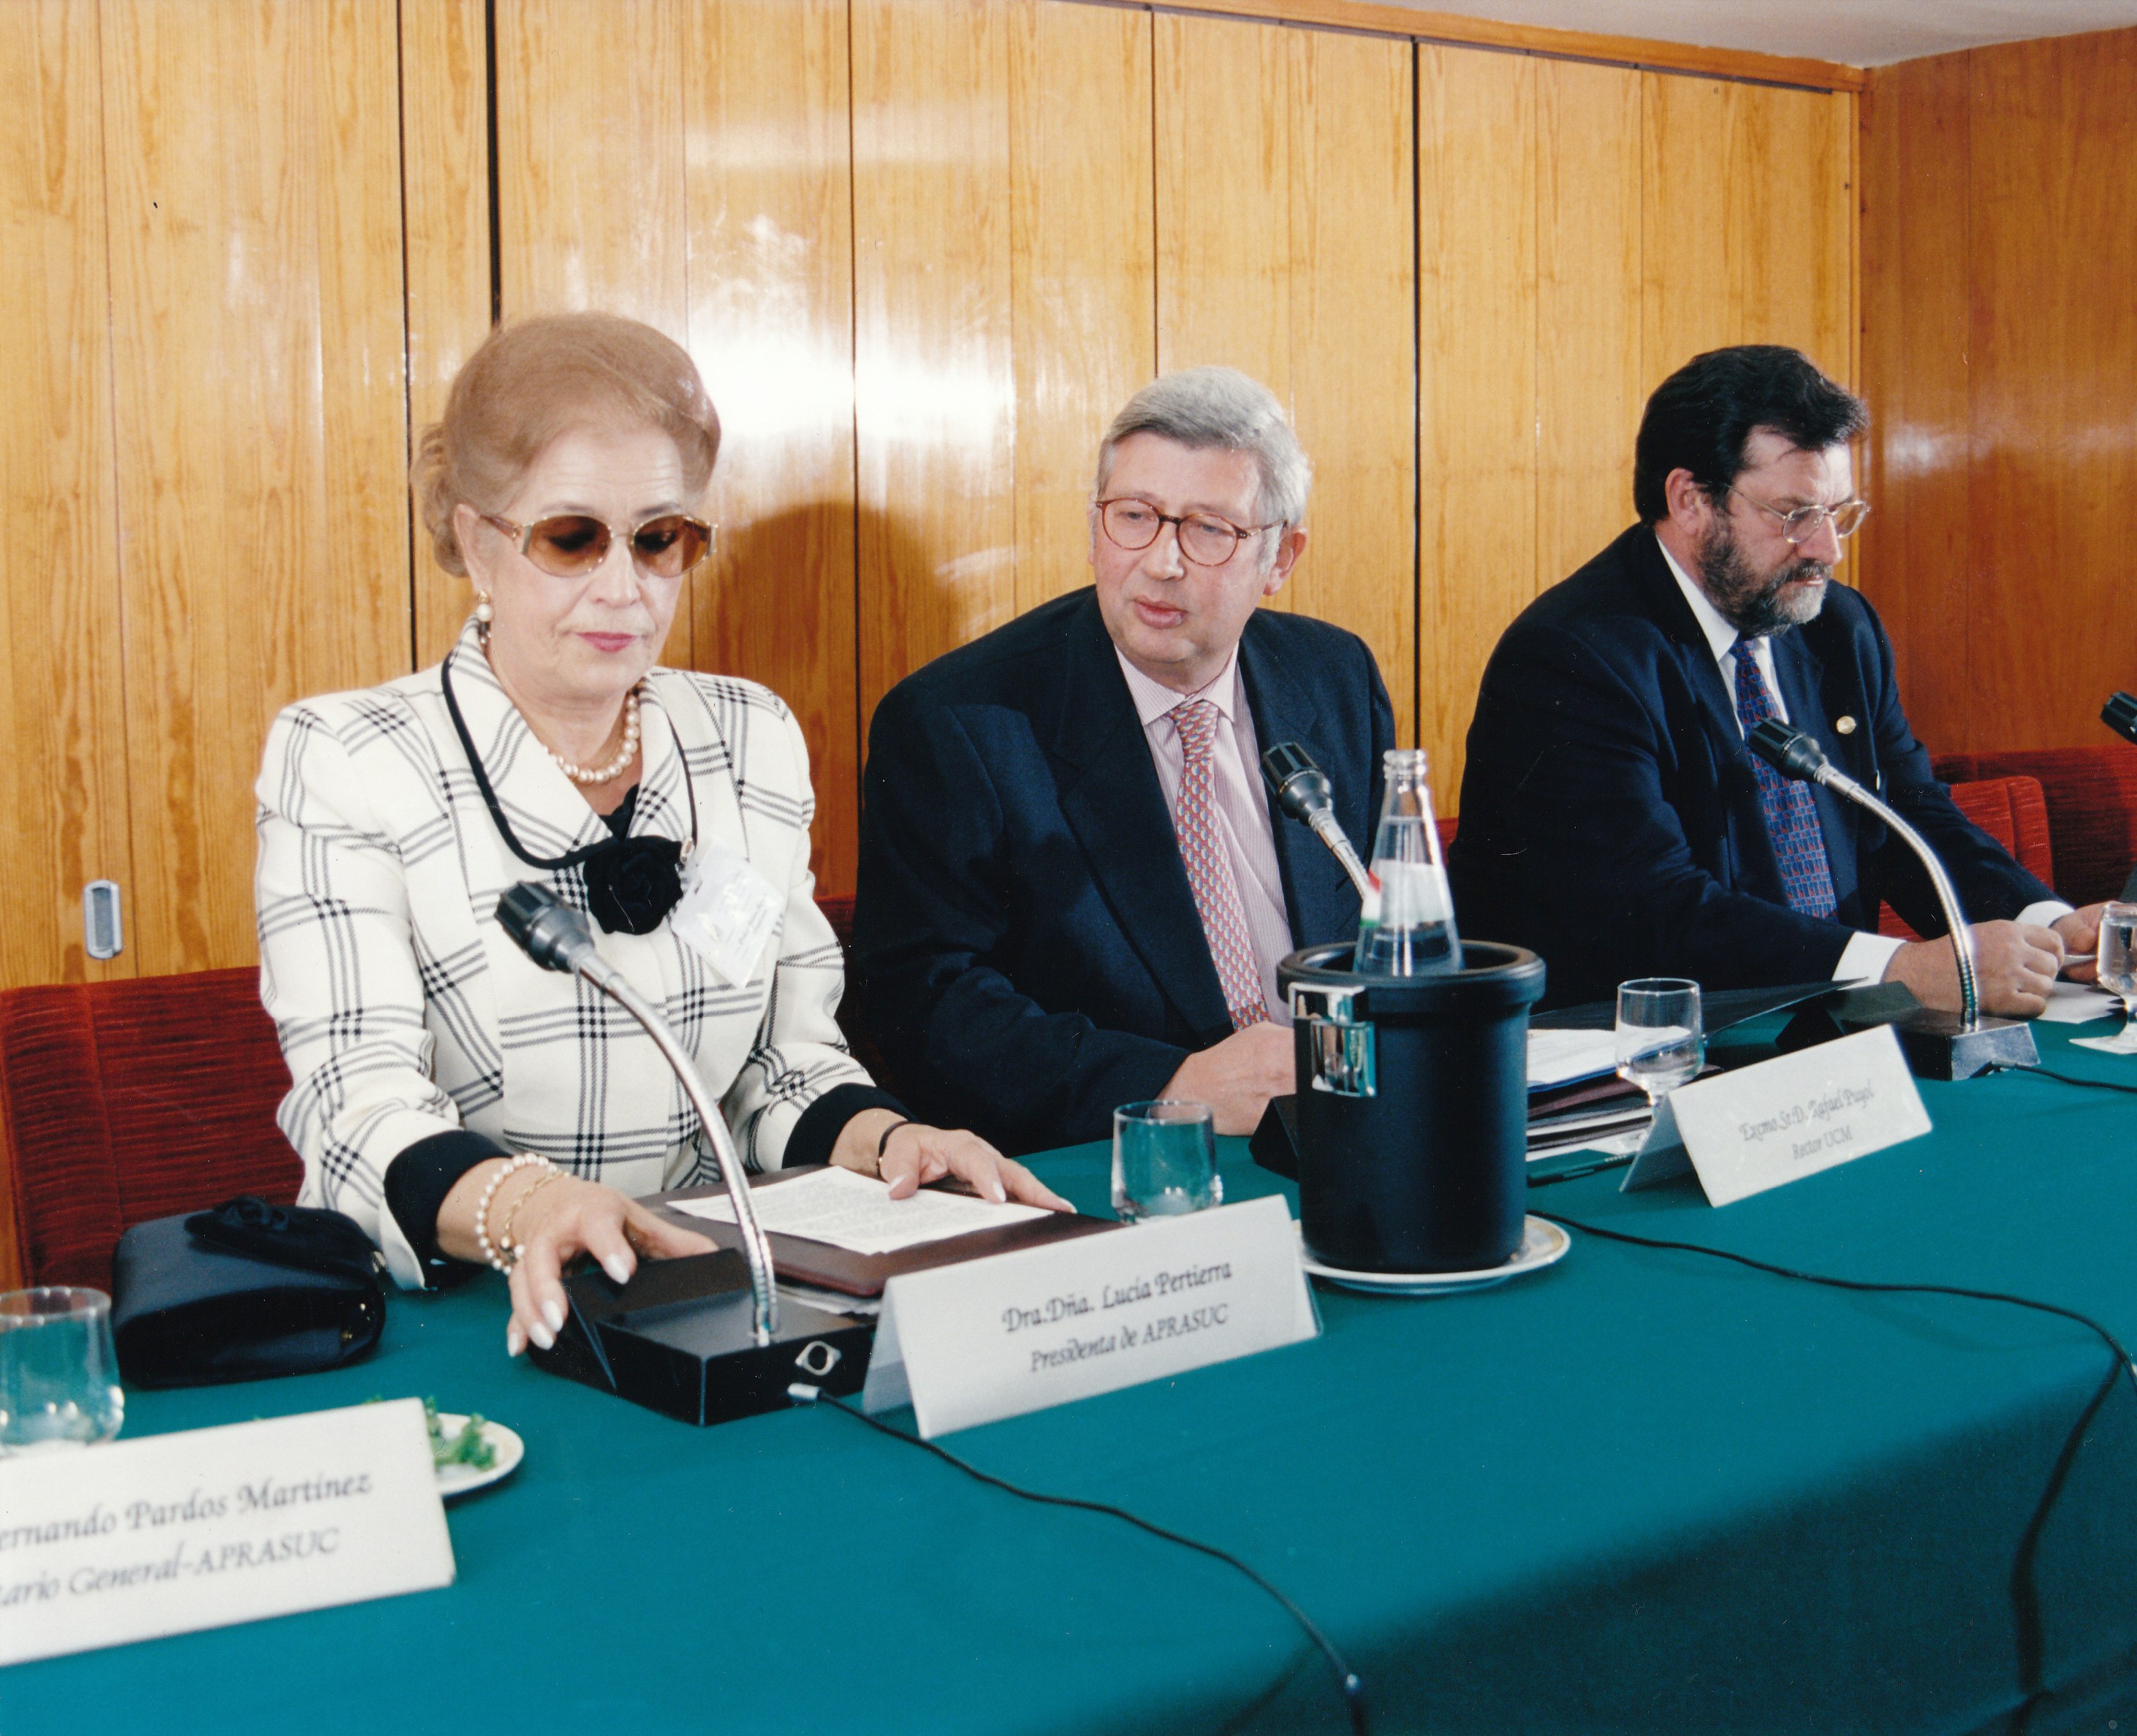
10, 1027, 2137, 1735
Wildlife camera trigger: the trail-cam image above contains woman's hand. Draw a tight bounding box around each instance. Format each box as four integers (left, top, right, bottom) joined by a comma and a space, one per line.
834, 1110, 1073, 1212
438, 1162, 714, 1358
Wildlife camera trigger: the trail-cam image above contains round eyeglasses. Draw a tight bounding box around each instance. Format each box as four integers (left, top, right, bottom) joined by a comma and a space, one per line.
1096, 498, 1278, 568
481, 511, 715, 579
1723, 489, 1870, 545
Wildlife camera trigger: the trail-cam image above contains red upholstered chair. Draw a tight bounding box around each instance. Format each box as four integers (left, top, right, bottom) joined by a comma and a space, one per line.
1877, 776, 2055, 940
0, 968, 297, 1292
1932, 745, 2137, 909
1437, 815, 1458, 854
0, 895, 887, 1293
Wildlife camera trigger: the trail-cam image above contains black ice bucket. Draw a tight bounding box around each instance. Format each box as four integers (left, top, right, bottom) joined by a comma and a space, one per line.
1279, 940, 1546, 1274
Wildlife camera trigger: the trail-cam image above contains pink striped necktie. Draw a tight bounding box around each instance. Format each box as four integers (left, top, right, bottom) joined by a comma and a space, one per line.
1168, 698, 1269, 1030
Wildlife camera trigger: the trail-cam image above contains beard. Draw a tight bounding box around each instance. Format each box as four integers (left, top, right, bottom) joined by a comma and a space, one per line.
1696, 519, 1832, 639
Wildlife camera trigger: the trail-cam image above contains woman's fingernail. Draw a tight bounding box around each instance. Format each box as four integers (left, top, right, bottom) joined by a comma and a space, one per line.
604, 1254, 631, 1284
529, 1319, 555, 1352
506, 1322, 525, 1357
542, 1299, 565, 1335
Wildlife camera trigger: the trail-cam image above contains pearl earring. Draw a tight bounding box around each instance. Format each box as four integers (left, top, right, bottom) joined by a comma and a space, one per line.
473, 591, 494, 625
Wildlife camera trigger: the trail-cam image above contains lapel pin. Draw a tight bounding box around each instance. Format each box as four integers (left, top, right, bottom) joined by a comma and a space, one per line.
1834, 715, 1857, 736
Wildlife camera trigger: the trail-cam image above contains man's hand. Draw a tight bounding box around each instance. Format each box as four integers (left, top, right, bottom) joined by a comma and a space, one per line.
1161, 1023, 1295, 1135
1883, 920, 2065, 1018
2051, 904, 2107, 982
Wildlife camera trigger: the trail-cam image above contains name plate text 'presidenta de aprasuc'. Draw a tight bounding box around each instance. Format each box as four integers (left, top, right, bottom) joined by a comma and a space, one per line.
861, 1195, 1317, 1437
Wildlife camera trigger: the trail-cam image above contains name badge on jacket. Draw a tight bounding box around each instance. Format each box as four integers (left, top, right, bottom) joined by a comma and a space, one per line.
672, 842, 781, 984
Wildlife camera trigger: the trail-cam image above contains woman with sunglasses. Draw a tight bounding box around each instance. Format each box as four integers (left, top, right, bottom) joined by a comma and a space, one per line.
255, 312, 1068, 1358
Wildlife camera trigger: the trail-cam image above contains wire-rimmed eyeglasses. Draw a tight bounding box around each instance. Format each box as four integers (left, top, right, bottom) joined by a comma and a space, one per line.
1096, 498, 1280, 568
1723, 489, 1870, 545
480, 511, 716, 579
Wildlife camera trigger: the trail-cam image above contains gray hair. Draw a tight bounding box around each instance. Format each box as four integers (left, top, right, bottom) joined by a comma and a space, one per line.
1092, 367, 1313, 536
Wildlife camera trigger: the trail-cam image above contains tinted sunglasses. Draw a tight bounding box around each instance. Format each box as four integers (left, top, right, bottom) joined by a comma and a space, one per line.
480, 511, 714, 579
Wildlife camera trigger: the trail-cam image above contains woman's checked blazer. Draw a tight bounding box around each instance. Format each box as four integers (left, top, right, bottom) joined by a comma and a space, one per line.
254, 620, 870, 1287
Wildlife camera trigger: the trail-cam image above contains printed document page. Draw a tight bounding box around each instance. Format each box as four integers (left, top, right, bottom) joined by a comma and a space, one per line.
1527, 1027, 1622, 1090
670, 1165, 1050, 1255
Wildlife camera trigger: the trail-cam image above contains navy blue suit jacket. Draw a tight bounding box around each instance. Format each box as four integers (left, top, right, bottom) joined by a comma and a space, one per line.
1449, 525, 2054, 1009
854, 587, 1394, 1154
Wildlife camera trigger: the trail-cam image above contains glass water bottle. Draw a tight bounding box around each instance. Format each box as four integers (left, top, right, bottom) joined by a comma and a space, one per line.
1355, 748, 1460, 975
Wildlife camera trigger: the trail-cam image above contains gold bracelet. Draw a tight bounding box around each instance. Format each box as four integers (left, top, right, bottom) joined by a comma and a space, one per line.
474, 1154, 550, 1273
497, 1168, 565, 1268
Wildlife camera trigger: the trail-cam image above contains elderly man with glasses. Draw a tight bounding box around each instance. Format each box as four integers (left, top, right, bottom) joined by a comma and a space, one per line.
853, 367, 1395, 1154
1450, 343, 2103, 1014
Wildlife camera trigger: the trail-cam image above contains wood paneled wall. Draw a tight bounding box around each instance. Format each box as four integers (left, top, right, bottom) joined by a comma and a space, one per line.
1859, 26, 2137, 757
0, 0, 1859, 995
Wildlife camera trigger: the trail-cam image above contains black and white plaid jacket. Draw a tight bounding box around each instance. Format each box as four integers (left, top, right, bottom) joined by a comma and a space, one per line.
255, 620, 870, 1287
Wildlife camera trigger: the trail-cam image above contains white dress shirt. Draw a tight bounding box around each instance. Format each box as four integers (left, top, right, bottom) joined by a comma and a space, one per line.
1658, 535, 2068, 981
1116, 647, 1294, 1026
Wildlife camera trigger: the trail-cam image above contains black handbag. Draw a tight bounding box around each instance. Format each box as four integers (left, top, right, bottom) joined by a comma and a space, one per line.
110, 1196, 387, 1388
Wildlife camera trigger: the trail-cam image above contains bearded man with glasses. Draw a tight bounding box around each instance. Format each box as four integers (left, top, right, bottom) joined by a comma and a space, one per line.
854, 368, 1396, 1153
1451, 343, 2103, 1013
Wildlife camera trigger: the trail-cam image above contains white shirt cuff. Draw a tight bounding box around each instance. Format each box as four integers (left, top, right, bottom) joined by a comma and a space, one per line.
1835, 929, 1907, 984
2019, 899, 2075, 929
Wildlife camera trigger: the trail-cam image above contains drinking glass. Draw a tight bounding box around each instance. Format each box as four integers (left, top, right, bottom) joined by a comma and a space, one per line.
1112, 1100, 1222, 1222
1615, 978, 1705, 1108
2096, 902, 2137, 1052
0, 1287, 125, 1454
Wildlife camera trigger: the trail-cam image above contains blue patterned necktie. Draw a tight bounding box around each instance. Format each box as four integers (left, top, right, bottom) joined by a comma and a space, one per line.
1731, 639, 1838, 918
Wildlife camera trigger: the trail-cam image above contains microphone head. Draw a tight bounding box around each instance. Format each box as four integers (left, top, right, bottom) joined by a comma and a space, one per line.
2104, 692, 2137, 744
1261, 742, 1335, 823
1745, 718, 1829, 783
496, 881, 597, 973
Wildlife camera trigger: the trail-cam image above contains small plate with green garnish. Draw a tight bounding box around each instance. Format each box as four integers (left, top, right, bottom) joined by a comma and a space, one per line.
425, 1398, 523, 1499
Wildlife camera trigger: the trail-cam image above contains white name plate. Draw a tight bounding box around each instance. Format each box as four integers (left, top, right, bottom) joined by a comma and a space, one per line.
0, 1398, 455, 1665
1622, 1024, 1931, 1206
862, 1194, 1318, 1438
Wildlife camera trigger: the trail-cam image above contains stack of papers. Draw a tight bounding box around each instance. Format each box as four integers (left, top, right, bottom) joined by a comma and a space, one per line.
1525, 1029, 1650, 1160
670, 1166, 1049, 1256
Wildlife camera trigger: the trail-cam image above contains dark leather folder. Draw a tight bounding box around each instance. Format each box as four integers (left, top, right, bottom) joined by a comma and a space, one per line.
646, 1165, 1117, 1297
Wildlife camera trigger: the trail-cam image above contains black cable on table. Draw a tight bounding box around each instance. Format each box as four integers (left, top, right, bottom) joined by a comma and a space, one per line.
800, 1390, 1370, 1736
1534, 1211, 2137, 1734
2026, 1066, 2137, 1098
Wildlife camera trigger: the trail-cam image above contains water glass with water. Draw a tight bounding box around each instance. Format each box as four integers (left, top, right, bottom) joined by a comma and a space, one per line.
1615, 978, 1704, 1107
0, 1287, 125, 1455
1112, 1100, 1222, 1222
2097, 902, 2137, 1051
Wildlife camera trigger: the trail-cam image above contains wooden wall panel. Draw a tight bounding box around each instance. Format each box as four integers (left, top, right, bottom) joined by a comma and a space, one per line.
1536, 58, 1642, 607
1417, 45, 1537, 800
102, 0, 409, 975
1641, 76, 1854, 393
851, 0, 1017, 727
1965, 31, 2137, 751
403, 0, 495, 667
1856, 51, 1970, 749
495, 0, 693, 656
1286, 28, 1416, 745
0, 0, 134, 991
1155, 12, 1291, 392
681, 0, 859, 893
1008, 0, 1155, 617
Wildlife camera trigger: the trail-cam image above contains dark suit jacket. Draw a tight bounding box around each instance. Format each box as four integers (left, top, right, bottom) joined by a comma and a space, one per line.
1449, 524, 2055, 1009
854, 587, 1395, 1154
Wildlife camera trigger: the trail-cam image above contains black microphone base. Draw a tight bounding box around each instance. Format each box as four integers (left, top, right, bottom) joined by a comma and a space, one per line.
1893, 1009, 2038, 1081
533, 1250, 873, 1426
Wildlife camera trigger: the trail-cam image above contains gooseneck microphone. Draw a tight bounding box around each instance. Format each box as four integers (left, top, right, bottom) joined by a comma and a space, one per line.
1745, 720, 1979, 1028
497, 881, 778, 1343
1261, 743, 1375, 901
1746, 720, 2038, 1078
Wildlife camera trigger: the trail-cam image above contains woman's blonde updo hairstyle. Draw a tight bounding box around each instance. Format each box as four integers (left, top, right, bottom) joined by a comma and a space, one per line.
413, 311, 722, 576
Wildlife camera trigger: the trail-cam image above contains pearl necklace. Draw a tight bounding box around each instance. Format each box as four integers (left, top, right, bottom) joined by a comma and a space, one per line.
547, 687, 642, 785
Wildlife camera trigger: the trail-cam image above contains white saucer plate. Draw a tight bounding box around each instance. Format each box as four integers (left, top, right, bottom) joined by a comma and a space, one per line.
433, 1413, 525, 1499
1298, 1216, 1571, 1296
